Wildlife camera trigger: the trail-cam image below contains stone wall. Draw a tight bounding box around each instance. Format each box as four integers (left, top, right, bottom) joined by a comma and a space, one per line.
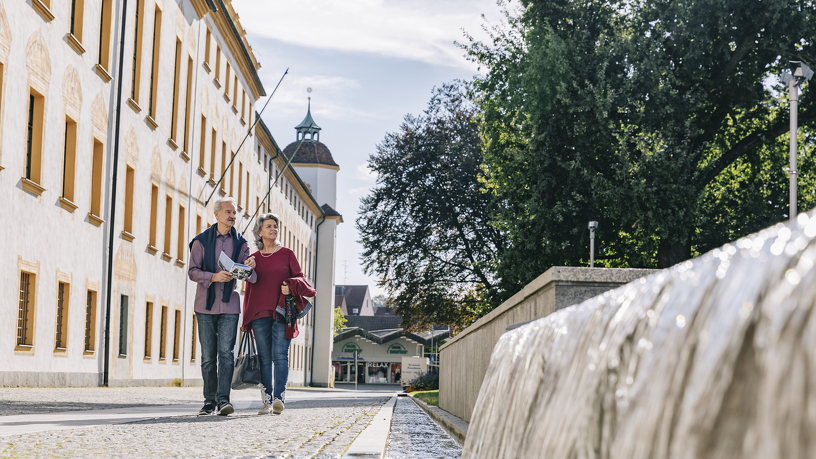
439, 267, 656, 422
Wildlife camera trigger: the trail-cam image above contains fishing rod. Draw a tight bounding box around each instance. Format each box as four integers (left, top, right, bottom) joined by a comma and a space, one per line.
201, 67, 289, 207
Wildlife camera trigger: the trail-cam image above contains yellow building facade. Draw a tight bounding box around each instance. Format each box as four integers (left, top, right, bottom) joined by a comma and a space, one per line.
1, 0, 338, 387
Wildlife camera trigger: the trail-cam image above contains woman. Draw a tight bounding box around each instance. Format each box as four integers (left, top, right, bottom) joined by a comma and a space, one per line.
242, 213, 315, 415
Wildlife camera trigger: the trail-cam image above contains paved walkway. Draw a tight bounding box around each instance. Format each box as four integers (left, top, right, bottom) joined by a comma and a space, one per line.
0, 387, 393, 458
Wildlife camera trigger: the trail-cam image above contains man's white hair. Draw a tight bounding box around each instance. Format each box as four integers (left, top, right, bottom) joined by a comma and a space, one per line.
213, 197, 237, 213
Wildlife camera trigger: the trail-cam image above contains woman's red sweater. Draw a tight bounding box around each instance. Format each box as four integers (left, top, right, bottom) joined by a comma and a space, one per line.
241, 247, 303, 331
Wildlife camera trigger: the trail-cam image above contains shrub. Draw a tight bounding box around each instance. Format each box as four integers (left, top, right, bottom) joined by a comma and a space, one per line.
405, 370, 439, 392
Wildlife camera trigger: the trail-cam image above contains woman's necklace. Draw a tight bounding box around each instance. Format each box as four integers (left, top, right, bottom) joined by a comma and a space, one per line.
260, 244, 280, 258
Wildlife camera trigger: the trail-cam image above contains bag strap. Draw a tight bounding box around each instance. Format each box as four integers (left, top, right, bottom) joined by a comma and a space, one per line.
246, 331, 258, 357
238, 331, 249, 357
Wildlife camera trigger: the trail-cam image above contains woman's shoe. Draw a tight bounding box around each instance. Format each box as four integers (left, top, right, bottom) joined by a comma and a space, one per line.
258, 390, 273, 414
272, 398, 284, 414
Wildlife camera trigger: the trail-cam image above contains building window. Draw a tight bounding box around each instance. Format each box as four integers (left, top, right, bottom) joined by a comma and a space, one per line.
220, 142, 227, 194
190, 314, 197, 363
130, 0, 145, 105
170, 39, 181, 143
163, 195, 173, 258
183, 56, 193, 155
232, 76, 238, 108
70, 0, 86, 43
214, 45, 221, 85
89, 139, 104, 222
144, 301, 153, 358
241, 90, 246, 121
227, 153, 234, 196
245, 171, 250, 214
84, 289, 97, 352
198, 115, 207, 174
97, 0, 113, 71
118, 295, 129, 356
196, 212, 202, 234
176, 204, 185, 262
25, 91, 45, 187
62, 118, 78, 204
203, 28, 211, 70
17, 272, 36, 347
159, 305, 167, 360
123, 166, 135, 237
237, 162, 243, 209
209, 128, 217, 181
149, 184, 159, 251
55, 281, 70, 350
224, 62, 231, 98
172, 310, 181, 361
147, 5, 162, 120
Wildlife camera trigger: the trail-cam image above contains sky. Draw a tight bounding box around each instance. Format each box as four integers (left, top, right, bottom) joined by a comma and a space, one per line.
232, 0, 507, 296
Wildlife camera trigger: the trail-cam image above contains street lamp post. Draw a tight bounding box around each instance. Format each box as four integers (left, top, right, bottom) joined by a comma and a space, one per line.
588, 221, 598, 268
781, 61, 814, 220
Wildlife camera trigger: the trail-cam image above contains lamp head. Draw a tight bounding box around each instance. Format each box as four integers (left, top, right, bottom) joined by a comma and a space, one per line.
588, 221, 599, 230
791, 61, 814, 82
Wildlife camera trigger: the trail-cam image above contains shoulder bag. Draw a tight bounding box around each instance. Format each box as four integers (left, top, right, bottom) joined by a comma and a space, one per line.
231, 331, 261, 390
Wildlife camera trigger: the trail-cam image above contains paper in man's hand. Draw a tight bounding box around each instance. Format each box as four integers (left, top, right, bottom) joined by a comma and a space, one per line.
218, 252, 253, 281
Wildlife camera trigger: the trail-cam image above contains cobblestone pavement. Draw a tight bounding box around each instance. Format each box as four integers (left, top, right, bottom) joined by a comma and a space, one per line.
0, 387, 222, 416
0, 387, 392, 458
385, 397, 462, 459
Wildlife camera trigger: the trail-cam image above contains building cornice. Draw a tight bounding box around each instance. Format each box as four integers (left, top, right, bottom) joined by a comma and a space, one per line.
209, 0, 265, 100
289, 162, 340, 171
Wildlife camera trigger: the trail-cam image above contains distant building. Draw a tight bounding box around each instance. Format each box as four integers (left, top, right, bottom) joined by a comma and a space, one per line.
335, 285, 373, 316
332, 315, 449, 384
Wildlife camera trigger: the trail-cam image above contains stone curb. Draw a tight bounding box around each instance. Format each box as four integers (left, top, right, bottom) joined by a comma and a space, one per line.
407, 393, 468, 447
341, 394, 397, 459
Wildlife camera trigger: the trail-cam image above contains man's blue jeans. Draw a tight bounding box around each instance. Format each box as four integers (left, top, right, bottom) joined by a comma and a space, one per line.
196, 313, 239, 405
251, 316, 291, 401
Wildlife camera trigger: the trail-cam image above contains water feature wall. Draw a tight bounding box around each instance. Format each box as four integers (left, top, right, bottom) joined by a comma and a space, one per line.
440, 267, 656, 422
464, 214, 816, 459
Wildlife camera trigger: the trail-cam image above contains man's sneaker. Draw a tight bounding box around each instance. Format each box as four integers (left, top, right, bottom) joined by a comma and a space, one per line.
272, 398, 284, 415
216, 401, 234, 416
198, 402, 215, 415
258, 390, 273, 415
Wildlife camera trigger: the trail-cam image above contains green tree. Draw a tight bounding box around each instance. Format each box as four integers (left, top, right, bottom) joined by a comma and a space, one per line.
465, 0, 816, 294
357, 83, 505, 331
333, 306, 347, 337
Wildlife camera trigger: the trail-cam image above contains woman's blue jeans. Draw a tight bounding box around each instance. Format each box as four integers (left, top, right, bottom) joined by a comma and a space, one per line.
251, 316, 291, 401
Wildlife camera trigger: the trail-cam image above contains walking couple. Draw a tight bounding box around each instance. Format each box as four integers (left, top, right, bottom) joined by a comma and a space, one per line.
187, 197, 315, 416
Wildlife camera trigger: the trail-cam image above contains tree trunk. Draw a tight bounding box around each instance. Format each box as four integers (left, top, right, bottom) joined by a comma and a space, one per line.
657, 240, 690, 269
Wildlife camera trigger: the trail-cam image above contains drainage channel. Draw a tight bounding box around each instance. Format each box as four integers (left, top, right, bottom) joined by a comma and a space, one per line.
385, 396, 462, 459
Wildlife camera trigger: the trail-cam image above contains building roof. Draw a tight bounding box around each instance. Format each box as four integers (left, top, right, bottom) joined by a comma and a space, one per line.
295, 103, 321, 132
336, 285, 370, 309
283, 141, 339, 167
334, 327, 450, 347
374, 306, 396, 316
321, 204, 343, 222
344, 315, 402, 331
335, 295, 348, 315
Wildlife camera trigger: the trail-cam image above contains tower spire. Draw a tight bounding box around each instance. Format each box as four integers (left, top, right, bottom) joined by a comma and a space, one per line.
295, 87, 321, 142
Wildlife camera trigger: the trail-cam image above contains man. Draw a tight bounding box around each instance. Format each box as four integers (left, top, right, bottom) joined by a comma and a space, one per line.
188, 197, 256, 415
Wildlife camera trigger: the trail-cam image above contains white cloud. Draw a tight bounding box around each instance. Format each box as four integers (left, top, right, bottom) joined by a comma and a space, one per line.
233, 0, 503, 69
356, 163, 376, 181
255, 69, 382, 122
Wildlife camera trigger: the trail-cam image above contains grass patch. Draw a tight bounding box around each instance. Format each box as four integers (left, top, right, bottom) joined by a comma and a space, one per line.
412, 390, 439, 406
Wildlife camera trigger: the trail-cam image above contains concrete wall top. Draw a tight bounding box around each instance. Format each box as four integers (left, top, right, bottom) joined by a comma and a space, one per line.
440, 267, 657, 351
